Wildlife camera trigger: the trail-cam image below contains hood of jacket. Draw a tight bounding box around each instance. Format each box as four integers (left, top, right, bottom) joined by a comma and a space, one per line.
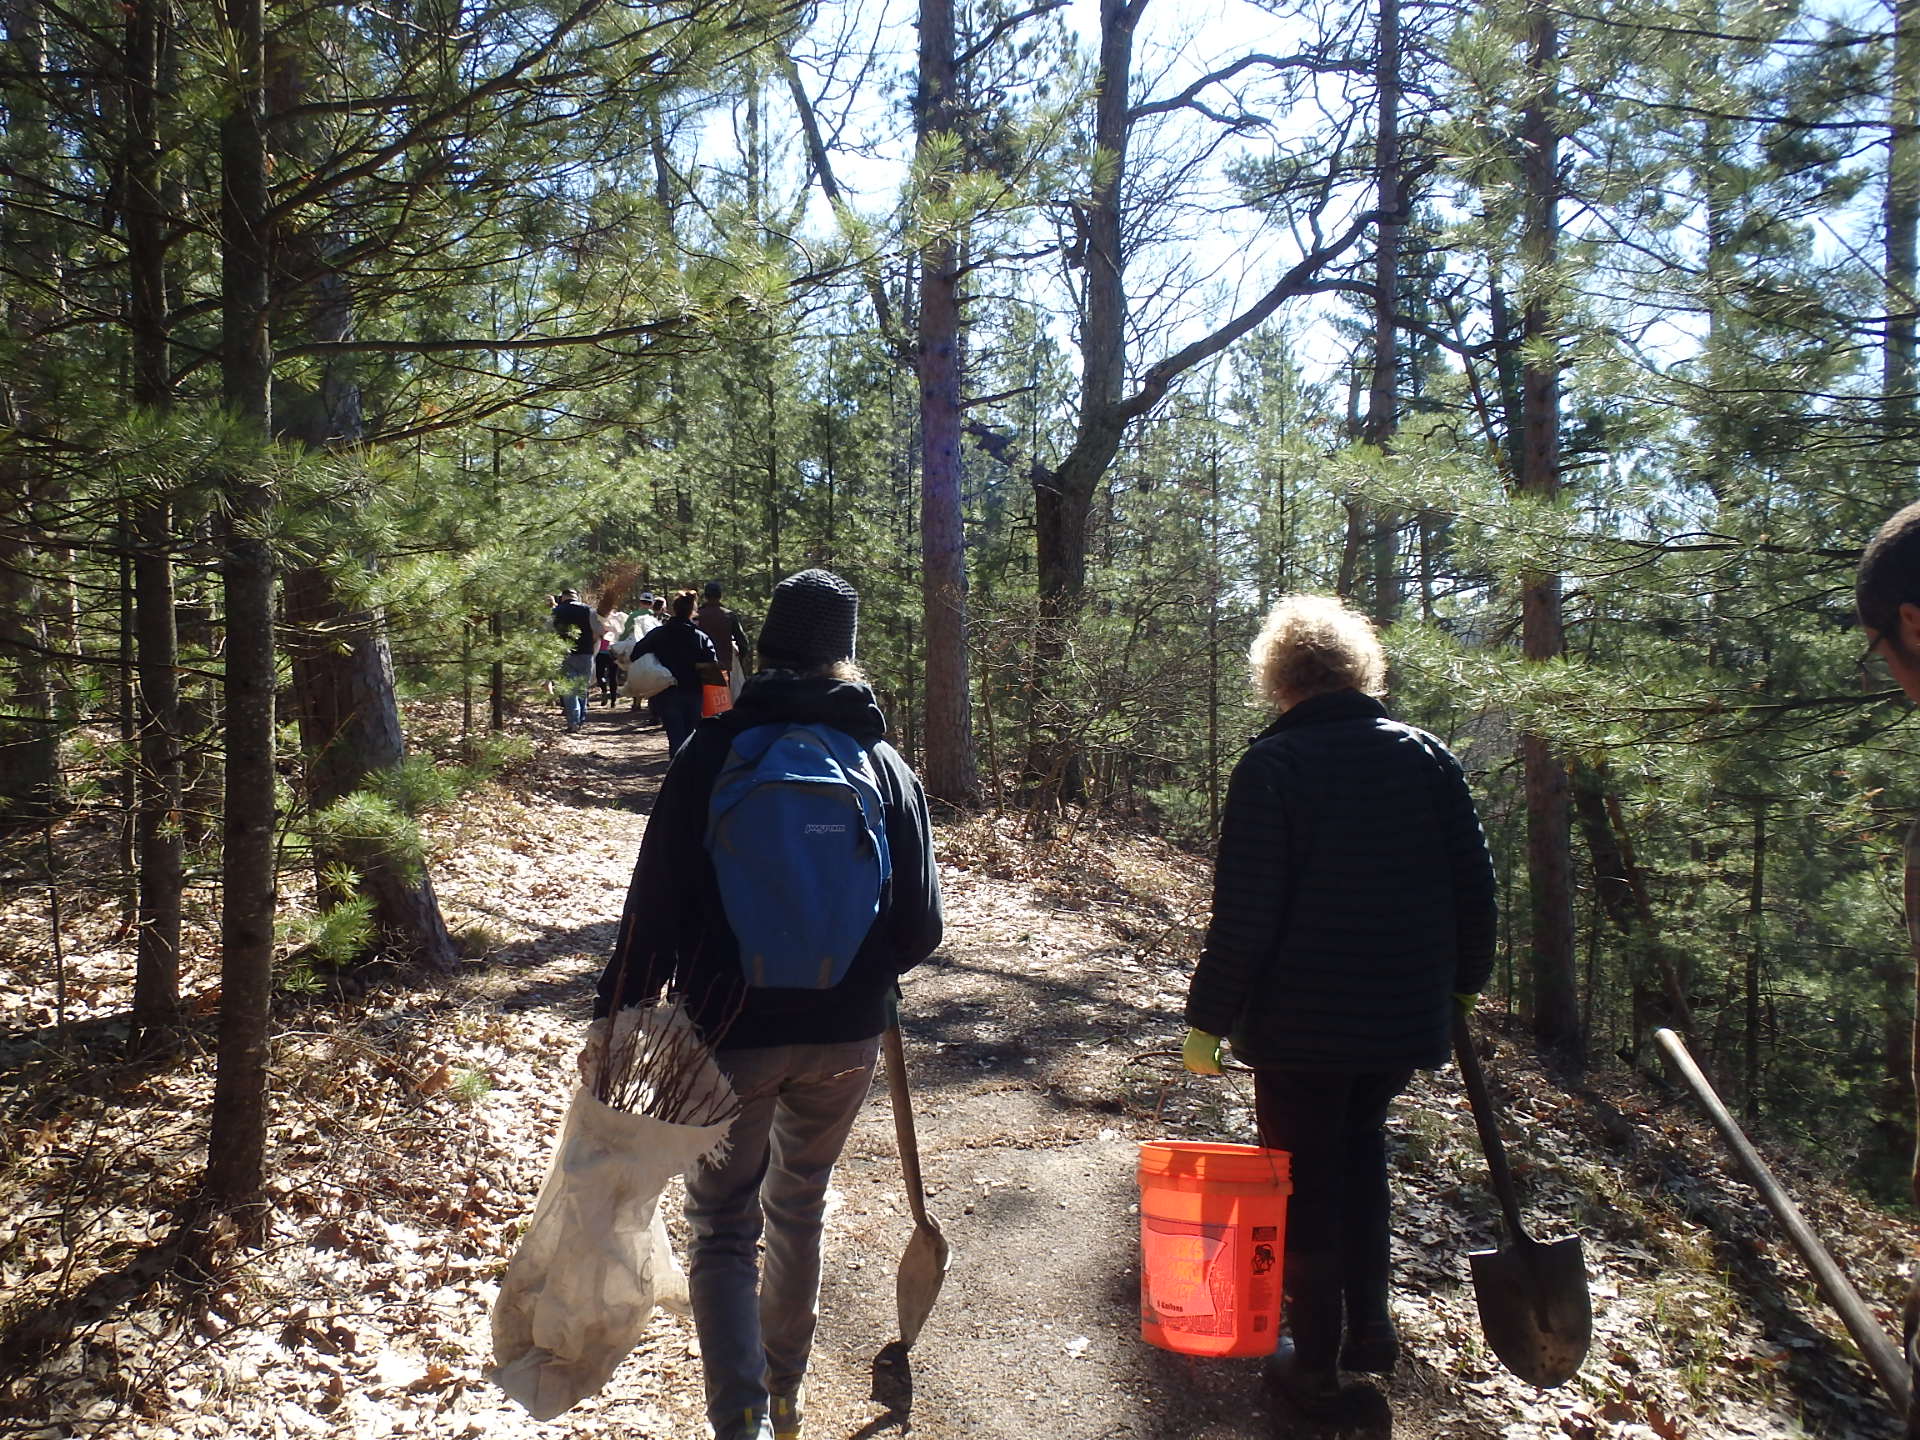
728, 671, 888, 745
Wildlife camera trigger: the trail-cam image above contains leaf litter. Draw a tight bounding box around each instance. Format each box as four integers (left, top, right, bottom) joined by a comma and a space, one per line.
0, 703, 1915, 1438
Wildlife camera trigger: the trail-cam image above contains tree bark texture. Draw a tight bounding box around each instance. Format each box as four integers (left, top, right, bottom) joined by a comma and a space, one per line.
1745, 807, 1766, 1124
1517, 0, 1580, 1060
283, 569, 459, 970
205, 0, 277, 1218
273, 41, 457, 973
1022, 0, 1140, 798
915, 0, 981, 807
1889, 0, 1920, 428
1363, 0, 1403, 623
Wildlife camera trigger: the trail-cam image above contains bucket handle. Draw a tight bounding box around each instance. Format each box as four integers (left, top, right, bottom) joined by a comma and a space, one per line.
1126, 1049, 1286, 1192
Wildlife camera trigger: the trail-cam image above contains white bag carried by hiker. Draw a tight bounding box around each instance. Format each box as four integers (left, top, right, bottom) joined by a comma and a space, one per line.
623, 651, 675, 700
489, 1003, 736, 1421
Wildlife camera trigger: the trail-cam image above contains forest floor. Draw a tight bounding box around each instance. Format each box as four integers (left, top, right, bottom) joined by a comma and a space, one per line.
4, 698, 1920, 1439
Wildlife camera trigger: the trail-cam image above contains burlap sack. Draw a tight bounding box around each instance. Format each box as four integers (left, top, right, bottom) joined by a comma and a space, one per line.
488, 1019, 733, 1419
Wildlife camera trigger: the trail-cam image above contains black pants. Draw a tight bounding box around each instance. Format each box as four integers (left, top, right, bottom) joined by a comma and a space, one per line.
1253, 1066, 1413, 1367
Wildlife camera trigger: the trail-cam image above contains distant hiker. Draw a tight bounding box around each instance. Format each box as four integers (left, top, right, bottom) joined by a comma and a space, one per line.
1854, 501, 1920, 1440
551, 587, 598, 734
593, 567, 944, 1440
628, 592, 662, 639
595, 610, 625, 706
1181, 594, 1496, 1420
626, 589, 719, 754
697, 580, 755, 700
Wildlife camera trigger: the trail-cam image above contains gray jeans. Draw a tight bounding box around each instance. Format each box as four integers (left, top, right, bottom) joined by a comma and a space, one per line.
685, 1036, 881, 1439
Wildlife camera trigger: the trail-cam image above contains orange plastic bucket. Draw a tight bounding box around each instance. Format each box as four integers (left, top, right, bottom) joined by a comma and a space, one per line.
701, 683, 733, 717
1138, 1140, 1291, 1357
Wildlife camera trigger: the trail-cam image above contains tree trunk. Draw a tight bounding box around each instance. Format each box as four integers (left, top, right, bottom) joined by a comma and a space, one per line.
915, 0, 980, 807
1570, 763, 1694, 1038
1363, 0, 1403, 624
1745, 805, 1765, 1124
1889, 0, 1919, 431
283, 573, 459, 970
126, 0, 184, 1047
1517, 0, 1579, 1060
205, 0, 277, 1222
274, 43, 458, 974
1023, 0, 1141, 799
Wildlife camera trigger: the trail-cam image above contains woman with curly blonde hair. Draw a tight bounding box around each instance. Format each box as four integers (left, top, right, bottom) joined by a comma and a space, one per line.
1181, 594, 1497, 1420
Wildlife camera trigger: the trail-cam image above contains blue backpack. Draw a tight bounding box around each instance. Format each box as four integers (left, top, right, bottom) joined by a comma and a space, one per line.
706, 722, 893, 988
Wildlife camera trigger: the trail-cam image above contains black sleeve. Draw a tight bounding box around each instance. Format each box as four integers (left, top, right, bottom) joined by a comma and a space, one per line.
595, 736, 720, 1016
874, 747, 944, 975
1185, 745, 1292, 1037
1431, 743, 1498, 996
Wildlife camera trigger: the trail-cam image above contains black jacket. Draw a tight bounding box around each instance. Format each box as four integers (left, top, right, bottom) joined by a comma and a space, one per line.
596, 672, 944, 1048
552, 601, 597, 656
1184, 689, 1497, 1070
631, 615, 718, 696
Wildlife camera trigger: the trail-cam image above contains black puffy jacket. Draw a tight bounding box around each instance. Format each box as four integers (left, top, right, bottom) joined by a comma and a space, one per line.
596, 672, 944, 1049
630, 615, 718, 696
1184, 689, 1496, 1070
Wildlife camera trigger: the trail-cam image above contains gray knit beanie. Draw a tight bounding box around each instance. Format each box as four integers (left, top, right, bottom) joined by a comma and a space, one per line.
758, 568, 858, 669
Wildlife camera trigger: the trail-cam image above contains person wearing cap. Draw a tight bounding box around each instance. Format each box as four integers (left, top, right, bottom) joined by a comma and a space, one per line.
550, 587, 598, 734
696, 580, 754, 697
626, 593, 662, 640
1181, 594, 1495, 1420
626, 589, 719, 754
592, 568, 944, 1440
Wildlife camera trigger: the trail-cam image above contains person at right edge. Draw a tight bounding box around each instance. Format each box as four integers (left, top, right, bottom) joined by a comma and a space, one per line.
594, 568, 943, 1440
1181, 593, 1496, 1421
1852, 501, 1920, 1440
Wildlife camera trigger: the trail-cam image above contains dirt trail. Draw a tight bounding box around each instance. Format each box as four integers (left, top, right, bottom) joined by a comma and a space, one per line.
433, 703, 1409, 1440
8, 697, 1911, 1440
430, 706, 1912, 1440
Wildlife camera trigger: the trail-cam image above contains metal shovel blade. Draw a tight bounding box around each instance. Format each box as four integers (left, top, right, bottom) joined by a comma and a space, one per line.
896, 1213, 951, 1348
1468, 1233, 1592, 1388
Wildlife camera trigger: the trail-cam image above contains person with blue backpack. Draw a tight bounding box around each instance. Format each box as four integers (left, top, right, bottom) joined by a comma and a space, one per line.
591, 568, 944, 1440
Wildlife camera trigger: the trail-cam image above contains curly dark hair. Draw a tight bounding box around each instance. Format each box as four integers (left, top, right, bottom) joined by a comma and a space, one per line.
1857, 500, 1920, 649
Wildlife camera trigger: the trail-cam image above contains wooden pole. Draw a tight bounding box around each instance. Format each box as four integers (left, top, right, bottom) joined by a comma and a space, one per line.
1653, 1027, 1910, 1415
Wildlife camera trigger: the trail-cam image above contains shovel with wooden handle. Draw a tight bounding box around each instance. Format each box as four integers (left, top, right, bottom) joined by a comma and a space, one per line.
882, 1021, 950, 1348
1454, 1011, 1591, 1387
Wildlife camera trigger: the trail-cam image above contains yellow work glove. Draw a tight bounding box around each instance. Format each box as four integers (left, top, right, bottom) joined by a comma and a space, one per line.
1182, 1027, 1225, 1076
1452, 992, 1478, 1019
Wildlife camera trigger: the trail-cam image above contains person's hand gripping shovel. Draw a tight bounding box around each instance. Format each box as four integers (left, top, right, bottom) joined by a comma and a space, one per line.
1452, 1005, 1591, 1387
882, 1014, 949, 1348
